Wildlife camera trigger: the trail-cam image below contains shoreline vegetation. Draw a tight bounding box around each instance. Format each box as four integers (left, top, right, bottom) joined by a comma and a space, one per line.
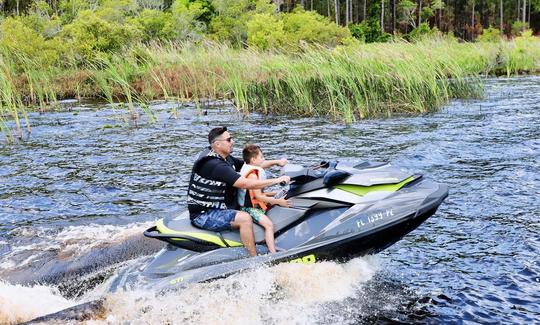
0, 1, 539, 143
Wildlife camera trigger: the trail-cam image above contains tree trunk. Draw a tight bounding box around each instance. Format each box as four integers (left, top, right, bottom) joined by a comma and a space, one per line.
522, 0, 526, 23
417, 0, 422, 26
528, 0, 531, 23
391, 0, 396, 33
16, 0, 19, 15
346, 0, 350, 24
363, 0, 367, 21
381, 0, 385, 31
355, 0, 360, 23
471, 1, 475, 30
350, 0, 353, 23
439, 0, 443, 30
335, 0, 340, 25
480, 0, 484, 27
328, 0, 331, 18
454, 0, 458, 34
499, 0, 503, 33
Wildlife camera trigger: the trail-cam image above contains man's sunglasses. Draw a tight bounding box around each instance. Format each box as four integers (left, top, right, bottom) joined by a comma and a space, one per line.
213, 137, 233, 143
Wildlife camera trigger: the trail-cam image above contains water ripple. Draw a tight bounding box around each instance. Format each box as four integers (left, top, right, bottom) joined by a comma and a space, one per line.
1, 77, 539, 323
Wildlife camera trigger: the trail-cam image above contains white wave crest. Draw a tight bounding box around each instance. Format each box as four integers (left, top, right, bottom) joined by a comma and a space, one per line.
100, 256, 380, 325
1, 221, 154, 270
0, 281, 75, 325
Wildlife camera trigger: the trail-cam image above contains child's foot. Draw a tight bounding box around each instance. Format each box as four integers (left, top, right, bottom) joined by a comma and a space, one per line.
274, 246, 286, 253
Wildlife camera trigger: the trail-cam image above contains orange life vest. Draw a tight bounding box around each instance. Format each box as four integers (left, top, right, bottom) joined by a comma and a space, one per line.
245, 168, 269, 211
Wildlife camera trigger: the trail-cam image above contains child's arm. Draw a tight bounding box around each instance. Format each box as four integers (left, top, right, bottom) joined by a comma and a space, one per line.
248, 174, 292, 207
260, 158, 288, 169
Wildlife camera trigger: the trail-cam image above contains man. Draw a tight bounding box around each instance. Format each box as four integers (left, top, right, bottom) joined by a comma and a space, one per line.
187, 126, 290, 257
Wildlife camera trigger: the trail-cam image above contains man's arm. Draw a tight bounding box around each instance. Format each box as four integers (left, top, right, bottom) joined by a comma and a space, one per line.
233, 175, 290, 190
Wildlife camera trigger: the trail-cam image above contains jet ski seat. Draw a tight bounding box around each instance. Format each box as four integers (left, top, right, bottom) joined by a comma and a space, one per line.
144, 207, 307, 252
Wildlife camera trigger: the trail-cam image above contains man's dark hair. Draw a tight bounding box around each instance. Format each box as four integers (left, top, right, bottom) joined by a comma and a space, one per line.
243, 144, 262, 163
208, 126, 227, 144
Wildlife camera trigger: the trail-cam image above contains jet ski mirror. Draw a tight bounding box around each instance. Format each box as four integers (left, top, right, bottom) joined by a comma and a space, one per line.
323, 169, 351, 186
316, 161, 338, 169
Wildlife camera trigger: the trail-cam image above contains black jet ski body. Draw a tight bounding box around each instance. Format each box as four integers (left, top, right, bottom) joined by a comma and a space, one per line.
109, 161, 448, 292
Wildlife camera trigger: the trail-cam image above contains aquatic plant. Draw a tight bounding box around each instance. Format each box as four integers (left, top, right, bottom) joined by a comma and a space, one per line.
1, 35, 539, 140
0, 54, 30, 143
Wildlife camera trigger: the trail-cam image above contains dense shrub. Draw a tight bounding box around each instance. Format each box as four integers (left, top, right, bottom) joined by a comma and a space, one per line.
247, 13, 285, 49
0, 17, 63, 67
209, 0, 275, 46
407, 23, 436, 41
511, 21, 529, 36
247, 8, 352, 49
477, 27, 501, 42
61, 10, 140, 62
168, 0, 209, 41
349, 19, 391, 43
130, 9, 174, 42
281, 8, 352, 47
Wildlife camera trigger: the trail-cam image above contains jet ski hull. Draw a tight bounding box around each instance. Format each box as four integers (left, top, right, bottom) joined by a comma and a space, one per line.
110, 179, 448, 292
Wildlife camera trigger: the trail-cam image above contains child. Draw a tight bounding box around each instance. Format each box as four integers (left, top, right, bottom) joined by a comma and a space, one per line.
238, 144, 291, 253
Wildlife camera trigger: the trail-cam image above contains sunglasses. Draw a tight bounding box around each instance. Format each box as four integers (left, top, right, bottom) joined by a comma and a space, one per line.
214, 137, 233, 143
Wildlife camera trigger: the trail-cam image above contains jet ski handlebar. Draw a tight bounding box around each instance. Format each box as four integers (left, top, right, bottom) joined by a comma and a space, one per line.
282, 161, 340, 185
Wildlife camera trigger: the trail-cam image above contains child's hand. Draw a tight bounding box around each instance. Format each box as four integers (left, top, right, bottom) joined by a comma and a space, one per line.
277, 158, 288, 167
275, 198, 292, 208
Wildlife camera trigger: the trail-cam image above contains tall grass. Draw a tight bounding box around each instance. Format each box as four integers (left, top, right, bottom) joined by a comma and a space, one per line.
1, 36, 540, 142
120, 37, 538, 121
0, 54, 29, 143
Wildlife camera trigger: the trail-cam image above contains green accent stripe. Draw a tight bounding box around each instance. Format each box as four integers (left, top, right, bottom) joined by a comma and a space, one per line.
335, 176, 416, 196
155, 219, 242, 247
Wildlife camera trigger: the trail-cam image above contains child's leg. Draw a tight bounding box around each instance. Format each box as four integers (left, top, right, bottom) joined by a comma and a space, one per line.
257, 214, 276, 253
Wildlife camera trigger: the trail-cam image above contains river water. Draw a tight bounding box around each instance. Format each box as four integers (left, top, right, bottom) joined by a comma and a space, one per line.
0, 77, 539, 324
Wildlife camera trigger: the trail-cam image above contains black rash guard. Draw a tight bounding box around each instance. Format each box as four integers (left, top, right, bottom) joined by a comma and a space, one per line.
187, 151, 243, 218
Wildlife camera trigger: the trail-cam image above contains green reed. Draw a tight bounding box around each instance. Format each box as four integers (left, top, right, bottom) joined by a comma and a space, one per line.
0, 54, 28, 143
1, 36, 539, 139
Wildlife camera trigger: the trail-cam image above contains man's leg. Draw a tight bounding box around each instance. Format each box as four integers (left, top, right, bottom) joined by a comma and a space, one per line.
231, 211, 257, 257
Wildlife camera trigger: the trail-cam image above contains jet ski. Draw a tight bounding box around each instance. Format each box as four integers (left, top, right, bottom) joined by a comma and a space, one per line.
109, 161, 448, 292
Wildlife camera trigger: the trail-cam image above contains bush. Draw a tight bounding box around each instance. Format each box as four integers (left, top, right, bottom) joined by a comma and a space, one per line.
247, 8, 352, 49
511, 21, 529, 36
61, 10, 140, 62
349, 19, 391, 43
407, 22, 435, 41
58, 0, 99, 24
0, 17, 63, 67
130, 9, 174, 42
247, 13, 285, 49
516, 29, 535, 40
281, 8, 352, 47
167, 0, 209, 41
209, 0, 275, 46
477, 26, 501, 42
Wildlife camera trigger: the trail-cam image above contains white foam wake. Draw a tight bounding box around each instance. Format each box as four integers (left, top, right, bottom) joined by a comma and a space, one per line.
102, 256, 380, 324
0, 281, 75, 325
1, 221, 154, 270
0, 256, 380, 324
